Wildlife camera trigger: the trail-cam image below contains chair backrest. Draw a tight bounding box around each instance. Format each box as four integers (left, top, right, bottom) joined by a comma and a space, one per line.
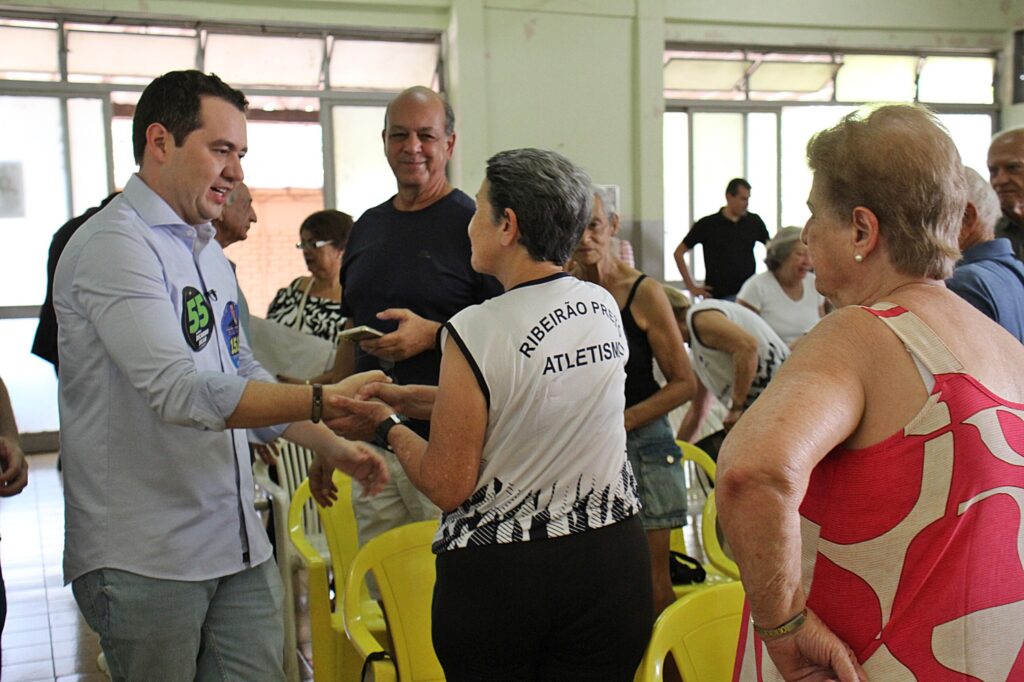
677, 439, 716, 483
344, 520, 443, 682
275, 439, 321, 534
701, 490, 740, 579
637, 580, 745, 681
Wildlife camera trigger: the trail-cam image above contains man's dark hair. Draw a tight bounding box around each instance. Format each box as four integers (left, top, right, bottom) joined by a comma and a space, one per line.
726, 178, 751, 196
486, 148, 592, 266
132, 70, 248, 165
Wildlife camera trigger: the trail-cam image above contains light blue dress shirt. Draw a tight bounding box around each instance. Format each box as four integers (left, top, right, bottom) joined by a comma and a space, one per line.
55, 174, 284, 583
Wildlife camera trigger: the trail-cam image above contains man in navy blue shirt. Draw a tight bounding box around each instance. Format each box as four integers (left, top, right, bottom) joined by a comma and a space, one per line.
948, 167, 1024, 343
317, 86, 501, 545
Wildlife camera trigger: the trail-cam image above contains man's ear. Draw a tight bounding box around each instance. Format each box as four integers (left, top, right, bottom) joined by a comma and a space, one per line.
850, 205, 880, 256
145, 122, 173, 164
500, 207, 519, 247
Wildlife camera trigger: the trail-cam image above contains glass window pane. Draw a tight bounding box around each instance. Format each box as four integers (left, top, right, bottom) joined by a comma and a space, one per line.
0, 96, 69, 307
691, 113, 745, 284
330, 40, 439, 91
111, 118, 135, 188
205, 34, 323, 88
110, 91, 140, 188
663, 112, 690, 279
244, 121, 323, 189
937, 113, 994, 178
747, 112, 778, 274
919, 57, 994, 104
780, 105, 855, 228
333, 106, 395, 221
835, 55, 918, 103
749, 62, 836, 92
664, 59, 750, 92
0, 25, 59, 80
691, 113, 744, 221
0, 319, 59, 433
68, 98, 110, 215
67, 30, 196, 83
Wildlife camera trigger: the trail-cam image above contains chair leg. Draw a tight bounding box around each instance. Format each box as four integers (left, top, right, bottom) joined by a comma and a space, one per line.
281, 560, 300, 682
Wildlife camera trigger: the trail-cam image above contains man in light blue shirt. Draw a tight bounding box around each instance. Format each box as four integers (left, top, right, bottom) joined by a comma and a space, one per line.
55, 70, 388, 680
948, 167, 1024, 343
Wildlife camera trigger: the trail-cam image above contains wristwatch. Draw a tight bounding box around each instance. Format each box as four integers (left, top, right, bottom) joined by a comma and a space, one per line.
374, 413, 408, 451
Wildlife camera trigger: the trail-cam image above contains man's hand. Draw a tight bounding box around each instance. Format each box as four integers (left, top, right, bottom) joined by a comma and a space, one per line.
252, 441, 279, 467
687, 283, 712, 298
762, 609, 867, 682
307, 439, 390, 507
356, 382, 436, 420
321, 371, 392, 438
359, 309, 440, 362
0, 437, 28, 498
324, 395, 395, 440
308, 454, 339, 507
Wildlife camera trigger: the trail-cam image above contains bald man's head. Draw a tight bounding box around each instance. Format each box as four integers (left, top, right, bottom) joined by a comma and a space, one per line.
987, 128, 1024, 223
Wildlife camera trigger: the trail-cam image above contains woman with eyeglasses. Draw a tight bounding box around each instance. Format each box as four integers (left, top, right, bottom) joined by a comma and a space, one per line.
266, 209, 351, 342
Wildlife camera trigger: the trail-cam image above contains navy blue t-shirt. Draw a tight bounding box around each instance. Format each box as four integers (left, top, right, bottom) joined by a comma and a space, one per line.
340, 189, 503, 436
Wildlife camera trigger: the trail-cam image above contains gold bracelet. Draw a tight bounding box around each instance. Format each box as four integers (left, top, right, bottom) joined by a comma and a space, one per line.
753, 608, 807, 640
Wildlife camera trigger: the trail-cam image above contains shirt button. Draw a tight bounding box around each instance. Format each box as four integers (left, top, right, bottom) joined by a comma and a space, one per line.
666, 455, 675, 464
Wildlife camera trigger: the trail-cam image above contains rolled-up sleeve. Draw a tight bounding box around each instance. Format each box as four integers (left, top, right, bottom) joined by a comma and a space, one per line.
72, 228, 248, 430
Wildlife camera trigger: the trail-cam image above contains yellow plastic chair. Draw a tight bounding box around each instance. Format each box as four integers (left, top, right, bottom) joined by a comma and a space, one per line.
636, 580, 745, 681
677, 439, 716, 485
702, 489, 740, 579
343, 520, 444, 682
289, 474, 386, 682
669, 441, 735, 596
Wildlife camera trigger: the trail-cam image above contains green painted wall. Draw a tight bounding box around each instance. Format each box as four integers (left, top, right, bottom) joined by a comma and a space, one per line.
3, 0, 1018, 273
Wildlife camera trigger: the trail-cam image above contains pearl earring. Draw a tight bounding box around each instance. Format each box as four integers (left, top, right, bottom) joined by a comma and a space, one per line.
854, 253, 864, 263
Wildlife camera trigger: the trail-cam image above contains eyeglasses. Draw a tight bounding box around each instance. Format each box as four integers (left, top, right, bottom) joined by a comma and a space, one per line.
295, 239, 333, 251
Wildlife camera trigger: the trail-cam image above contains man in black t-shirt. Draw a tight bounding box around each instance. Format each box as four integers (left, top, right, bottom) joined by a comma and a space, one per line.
673, 178, 769, 300
317, 86, 501, 544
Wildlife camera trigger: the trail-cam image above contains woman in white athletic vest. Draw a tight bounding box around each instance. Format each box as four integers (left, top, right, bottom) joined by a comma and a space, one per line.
325, 148, 652, 681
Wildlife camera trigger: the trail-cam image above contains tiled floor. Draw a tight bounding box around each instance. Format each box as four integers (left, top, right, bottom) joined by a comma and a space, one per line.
1, 453, 106, 682
0, 452, 711, 682
0, 453, 317, 682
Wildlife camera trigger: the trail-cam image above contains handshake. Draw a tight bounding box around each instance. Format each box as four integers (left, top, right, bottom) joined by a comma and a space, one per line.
304, 372, 437, 508
320, 370, 435, 441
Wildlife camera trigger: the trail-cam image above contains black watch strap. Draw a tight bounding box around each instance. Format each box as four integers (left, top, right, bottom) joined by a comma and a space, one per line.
310, 384, 323, 424
374, 413, 407, 451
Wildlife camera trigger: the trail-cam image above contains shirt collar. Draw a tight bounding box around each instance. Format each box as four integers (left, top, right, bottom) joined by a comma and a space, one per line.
123, 174, 216, 247
961, 238, 1013, 264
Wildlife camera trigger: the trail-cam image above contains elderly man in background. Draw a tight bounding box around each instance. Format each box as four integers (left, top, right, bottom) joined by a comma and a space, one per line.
986, 127, 1024, 260
946, 167, 1024, 342
213, 181, 257, 337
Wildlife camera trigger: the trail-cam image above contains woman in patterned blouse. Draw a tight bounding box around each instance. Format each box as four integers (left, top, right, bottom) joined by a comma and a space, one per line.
266, 209, 352, 342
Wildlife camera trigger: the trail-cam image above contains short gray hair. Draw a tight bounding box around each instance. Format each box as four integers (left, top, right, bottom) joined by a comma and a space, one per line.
963, 166, 1000, 237
594, 185, 618, 218
764, 226, 804, 271
486, 148, 593, 266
